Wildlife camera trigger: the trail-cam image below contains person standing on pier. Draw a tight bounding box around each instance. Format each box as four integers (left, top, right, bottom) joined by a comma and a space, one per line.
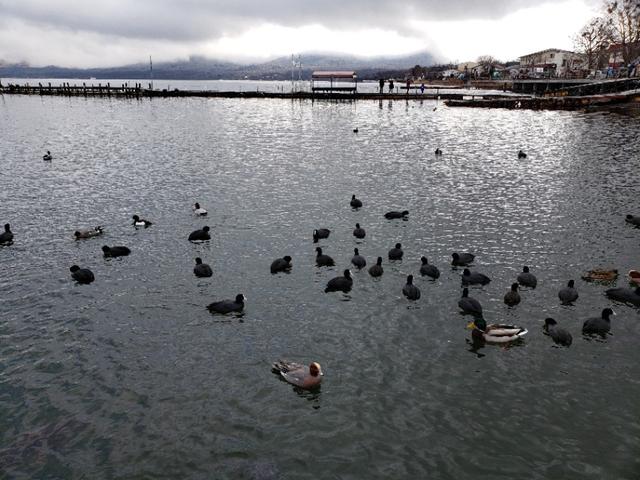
420, 83, 425, 94
406, 79, 411, 94
379, 78, 385, 93
389, 79, 394, 93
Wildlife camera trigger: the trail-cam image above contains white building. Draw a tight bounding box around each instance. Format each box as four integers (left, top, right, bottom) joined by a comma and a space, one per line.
518, 49, 584, 77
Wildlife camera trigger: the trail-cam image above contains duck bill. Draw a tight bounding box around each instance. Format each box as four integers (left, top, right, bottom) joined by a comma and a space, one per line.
466, 321, 476, 330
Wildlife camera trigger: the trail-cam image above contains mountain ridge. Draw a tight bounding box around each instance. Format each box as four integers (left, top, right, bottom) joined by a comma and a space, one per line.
0, 51, 435, 80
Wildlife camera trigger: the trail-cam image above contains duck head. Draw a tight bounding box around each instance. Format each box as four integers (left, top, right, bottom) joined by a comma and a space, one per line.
421, 256, 428, 264
376, 257, 383, 265
283, 255, 292, 264
543, 317, 557, 331
510, 283, 519, 292
463, 268, 471, 276
4, 223, 11, 232
461, 287, 469, 297
355, 223, 361, 228
70, 265, 80, 273
343, 269, 352, 279
467, 317, 487, 332
523, 266, 530, 273
132, 215, 140, 222
601, 308, 614, 320
235, 294, 246, 304
407, 274, 414, 284
315, 247, 323, 256
101, 246, 110, 253
194, 202, 201, 209
203, 226, 210, 232
395, 243, 401, 249
354, 248, 360, 255
195, 257, 203, 265
567, 279, 575, 288
309, 362, 323, 377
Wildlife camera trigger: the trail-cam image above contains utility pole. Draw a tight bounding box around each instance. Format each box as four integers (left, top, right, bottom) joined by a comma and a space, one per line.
149, 55, 153, 90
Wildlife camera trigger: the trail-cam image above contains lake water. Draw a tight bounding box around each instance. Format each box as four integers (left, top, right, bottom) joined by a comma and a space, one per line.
1, 91, 639, 479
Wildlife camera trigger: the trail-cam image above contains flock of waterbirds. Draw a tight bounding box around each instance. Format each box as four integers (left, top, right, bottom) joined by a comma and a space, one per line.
3, 150, 640, 390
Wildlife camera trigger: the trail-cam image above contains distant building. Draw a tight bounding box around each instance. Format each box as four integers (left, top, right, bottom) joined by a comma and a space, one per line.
457, 61, 478, 72
518, 49, 584, 78
606, 42, 640, 69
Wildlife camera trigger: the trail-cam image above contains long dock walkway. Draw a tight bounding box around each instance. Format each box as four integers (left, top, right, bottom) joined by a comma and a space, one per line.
0, 81, 518, 102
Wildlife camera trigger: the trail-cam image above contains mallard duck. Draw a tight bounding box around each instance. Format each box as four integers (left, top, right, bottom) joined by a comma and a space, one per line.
0, 223, 14, 244
582, 308, 614, 335
558, 280, 578, 304
581, 269, 618, 282
70, 265, 94, 284
353, 223, 366, 239
518, 150, 527, 159
272, 360, 323, 389
368, 257, 384, 277
207, 294, 245, 314
315, 247, 335, 267
434, 148, 443, 155
102, 245, 131, 257
193, 202, 208, 216
188, 226, 211, 241
543, 318, 572, 346
132, 215, 152, 227
517, 266, 537, 288
74, 226, 103, 239
42, 150, 52, 161
270, 255, 292, 274
325, 270, 353, 293
451, 252, 475, 266
350, 195, 363, 209
194, 257, 213, 277
467, 317, 528, 344
420, 257, 440, 279
384, 210, 409, 219
388, 243, 403, 260
313, 228, 331, 243
351, 248, 366, 269
605, 286, 640, 306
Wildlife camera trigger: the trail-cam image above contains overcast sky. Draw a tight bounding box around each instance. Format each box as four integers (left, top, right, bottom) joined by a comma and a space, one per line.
0, 0, 598, 67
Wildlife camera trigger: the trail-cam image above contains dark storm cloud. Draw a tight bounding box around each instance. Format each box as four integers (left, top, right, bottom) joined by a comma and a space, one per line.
1, 0, 539, 41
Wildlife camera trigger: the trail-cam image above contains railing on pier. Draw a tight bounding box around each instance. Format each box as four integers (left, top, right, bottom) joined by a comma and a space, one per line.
0, 81, 151, 98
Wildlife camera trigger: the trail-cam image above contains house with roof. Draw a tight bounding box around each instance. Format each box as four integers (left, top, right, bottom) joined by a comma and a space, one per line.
518, 49, 584, 78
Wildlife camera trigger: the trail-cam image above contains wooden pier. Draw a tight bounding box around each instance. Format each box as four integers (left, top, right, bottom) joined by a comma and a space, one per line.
445, 90, 640, 111
0, 81, 518, 102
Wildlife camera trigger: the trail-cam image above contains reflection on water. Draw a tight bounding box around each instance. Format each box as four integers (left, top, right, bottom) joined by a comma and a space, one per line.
1, 94, 640, 479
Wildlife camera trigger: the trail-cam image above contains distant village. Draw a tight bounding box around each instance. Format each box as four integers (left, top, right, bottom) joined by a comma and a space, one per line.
407, 43, 639, 84
409, 0, 640, 83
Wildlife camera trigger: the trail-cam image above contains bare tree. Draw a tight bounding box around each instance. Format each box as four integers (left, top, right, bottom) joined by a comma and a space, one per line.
605, 0, 640, 65
574, 17, 612, 70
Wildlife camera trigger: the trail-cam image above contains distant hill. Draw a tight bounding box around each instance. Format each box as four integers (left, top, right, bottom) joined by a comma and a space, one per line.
0, 51, 435, 81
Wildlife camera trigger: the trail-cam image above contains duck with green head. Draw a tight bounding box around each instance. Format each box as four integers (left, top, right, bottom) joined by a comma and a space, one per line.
467, 317, 528, 344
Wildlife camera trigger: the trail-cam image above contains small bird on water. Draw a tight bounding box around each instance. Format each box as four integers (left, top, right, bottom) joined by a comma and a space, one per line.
0, 223, 14, 244
70, 265, 94, 284
272, 360, 323, 389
